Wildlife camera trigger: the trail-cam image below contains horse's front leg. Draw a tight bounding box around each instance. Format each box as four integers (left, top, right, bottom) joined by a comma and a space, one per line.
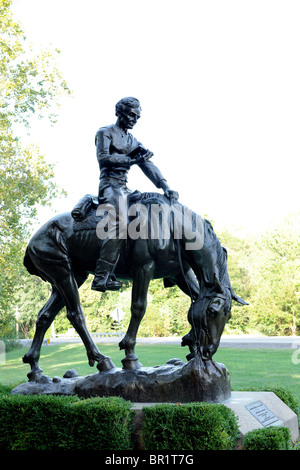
119, 261, 155, 370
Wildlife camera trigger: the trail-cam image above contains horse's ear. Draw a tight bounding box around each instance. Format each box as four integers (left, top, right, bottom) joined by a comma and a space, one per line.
231, 290, 249, 305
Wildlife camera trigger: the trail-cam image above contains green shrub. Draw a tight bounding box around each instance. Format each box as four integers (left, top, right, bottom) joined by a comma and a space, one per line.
0, 384, 14, 396
243, 426, 292, 450
0, 394, 77, 450
67, 397, 134, 450
141, 402, 239, 450
0, 394, 135, 450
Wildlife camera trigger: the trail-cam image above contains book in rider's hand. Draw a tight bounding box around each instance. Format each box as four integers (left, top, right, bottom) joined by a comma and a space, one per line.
127, 145, 148, 159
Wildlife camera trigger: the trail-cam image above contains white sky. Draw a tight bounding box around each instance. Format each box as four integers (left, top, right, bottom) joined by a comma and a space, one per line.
11, 0, 300, 235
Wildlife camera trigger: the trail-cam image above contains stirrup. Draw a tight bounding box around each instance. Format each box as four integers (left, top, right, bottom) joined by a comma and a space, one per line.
91, 272, 122, 292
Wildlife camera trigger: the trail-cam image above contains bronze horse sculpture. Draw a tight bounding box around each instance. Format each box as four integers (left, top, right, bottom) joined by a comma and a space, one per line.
22, 192, 247, 381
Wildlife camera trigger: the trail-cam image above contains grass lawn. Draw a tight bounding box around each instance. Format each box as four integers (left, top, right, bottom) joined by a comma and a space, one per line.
1, 342, 299, 406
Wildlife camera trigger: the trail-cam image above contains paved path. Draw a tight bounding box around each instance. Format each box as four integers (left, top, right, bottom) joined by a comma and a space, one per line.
40, 335, 300, 349
220, 335, 300, 349
136, 335, 300, 349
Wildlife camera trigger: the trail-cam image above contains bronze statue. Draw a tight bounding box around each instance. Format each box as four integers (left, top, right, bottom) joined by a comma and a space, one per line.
21, 97, 248, 390
92, 97, 178, 292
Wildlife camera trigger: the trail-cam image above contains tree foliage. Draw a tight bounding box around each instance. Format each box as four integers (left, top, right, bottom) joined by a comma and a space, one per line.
246, 215, 300, 335
0, 0, 69, 128
0, 0, 70, 334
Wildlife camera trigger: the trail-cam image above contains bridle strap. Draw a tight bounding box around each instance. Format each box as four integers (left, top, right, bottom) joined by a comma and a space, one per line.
194, 292, 227, 303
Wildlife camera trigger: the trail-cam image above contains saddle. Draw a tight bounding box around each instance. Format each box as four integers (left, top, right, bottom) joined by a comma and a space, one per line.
71, 191, 171, 232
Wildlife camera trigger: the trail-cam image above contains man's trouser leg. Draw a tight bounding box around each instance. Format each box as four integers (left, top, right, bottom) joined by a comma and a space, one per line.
91, 237, 124, 292
92, 189, 128, 292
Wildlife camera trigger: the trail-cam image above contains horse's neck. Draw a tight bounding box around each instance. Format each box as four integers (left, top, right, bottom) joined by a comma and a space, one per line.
181, 219, 227, 289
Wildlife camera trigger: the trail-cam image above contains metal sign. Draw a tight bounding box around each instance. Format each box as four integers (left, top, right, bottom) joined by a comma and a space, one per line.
246, 400, 279, 427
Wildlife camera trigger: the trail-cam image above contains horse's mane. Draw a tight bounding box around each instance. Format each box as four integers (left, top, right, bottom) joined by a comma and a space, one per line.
203, 219, 228, 283
139, 195, 229, 286
137, 194, 228, 272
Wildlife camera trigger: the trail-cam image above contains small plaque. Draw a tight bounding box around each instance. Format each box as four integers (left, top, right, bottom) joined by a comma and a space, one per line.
246, 400, 279, 427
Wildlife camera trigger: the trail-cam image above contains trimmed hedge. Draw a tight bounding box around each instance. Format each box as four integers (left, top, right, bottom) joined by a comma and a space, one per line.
0, 384, 13, 396
0, 394, 240, 451
141, 402, 240, 450
65, 396, 134, 450
0, 394, 134, 450
243, 426, 292, 450
0, 384, 298, 450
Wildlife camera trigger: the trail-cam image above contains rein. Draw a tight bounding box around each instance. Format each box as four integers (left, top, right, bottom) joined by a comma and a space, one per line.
175, 238, 211, 346
176, 238, 196, 303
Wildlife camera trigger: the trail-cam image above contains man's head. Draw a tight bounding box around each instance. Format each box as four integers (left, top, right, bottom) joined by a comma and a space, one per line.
115, 97, 141, 130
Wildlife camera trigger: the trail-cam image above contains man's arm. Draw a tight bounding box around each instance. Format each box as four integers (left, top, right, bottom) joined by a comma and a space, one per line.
95, 128, 131, 169
138, 159, 179, 201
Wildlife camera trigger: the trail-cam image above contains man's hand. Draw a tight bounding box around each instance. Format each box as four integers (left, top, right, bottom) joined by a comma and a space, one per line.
142, 149, 154, 162
164, 189, 179, 204
159, 180, 179, 204
130, 149, 153, 166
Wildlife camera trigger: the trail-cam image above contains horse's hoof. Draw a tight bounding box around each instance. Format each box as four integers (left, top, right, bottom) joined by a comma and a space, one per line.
27, 368, 43, 382
97, 357, 116, 372
186, 352, 196, 362
121, 355, 143, 370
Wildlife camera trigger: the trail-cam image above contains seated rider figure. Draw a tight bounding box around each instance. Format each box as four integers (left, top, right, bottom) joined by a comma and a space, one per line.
92, 96, 178, 292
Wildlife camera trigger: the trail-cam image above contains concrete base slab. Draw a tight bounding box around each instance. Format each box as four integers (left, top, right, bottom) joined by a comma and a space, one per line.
222, 391, 299, 442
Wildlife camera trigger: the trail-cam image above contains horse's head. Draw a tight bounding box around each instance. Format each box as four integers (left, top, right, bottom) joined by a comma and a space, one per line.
179, 215, 249, 361
183, 287, 248, 361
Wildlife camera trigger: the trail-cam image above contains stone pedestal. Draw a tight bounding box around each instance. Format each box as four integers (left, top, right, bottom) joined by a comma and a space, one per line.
11, 356, 231, 403
75, 357, 231, 402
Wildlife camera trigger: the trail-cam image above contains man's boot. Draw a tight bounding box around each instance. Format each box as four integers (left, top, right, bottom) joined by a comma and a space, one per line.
91, 259, 122, 292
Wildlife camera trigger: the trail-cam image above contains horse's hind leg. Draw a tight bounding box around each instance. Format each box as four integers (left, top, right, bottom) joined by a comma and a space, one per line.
23, 287, 64, 381
55, 272, 115, 372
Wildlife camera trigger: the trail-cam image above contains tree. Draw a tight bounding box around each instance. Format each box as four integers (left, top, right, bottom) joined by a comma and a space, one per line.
0, 0, 69, 128
247, 214, 300, 335
0, 0, 70, 335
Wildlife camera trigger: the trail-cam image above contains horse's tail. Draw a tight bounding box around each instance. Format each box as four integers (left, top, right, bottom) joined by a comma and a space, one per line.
23, 218, 73, 285
23, 245, 47, 281
23, 246, 39, 277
